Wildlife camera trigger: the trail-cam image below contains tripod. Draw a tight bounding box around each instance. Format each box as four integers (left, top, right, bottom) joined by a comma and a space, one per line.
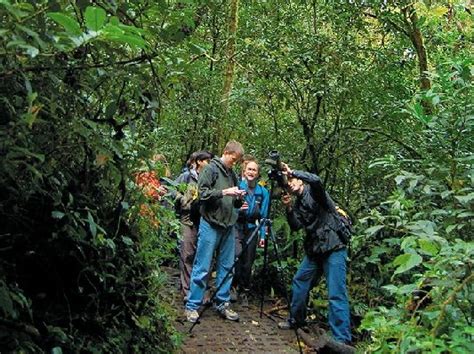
187, 180, 303, 354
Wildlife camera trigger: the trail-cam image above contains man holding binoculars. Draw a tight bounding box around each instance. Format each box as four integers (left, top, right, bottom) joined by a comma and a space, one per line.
184, 140, 246, 323
278, 162, 352, 346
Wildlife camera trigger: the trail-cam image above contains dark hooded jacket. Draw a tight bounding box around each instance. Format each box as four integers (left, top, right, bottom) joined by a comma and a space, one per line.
198, 157, 242, 228
286, 170, 348, 257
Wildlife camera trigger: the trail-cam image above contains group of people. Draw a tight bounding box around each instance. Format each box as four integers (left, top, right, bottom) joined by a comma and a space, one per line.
142, 140, 352, 345
174, 141, 270, 322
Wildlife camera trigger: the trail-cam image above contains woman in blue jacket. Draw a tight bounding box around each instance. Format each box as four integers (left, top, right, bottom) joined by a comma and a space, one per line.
234, 157, 269, 302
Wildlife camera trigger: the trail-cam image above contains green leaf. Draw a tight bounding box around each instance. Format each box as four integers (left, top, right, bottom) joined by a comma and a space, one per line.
418, 239, 439, 256
381, 284, 398, 294
51, 211, 65, 219
121, 236, 133, 246
189, 43, 206, 54
393, 253, 422, 275
51, 347, 63, 354
430, 6, 448, 18
446, 224, 457, 234
1, 1, 30, 19
6, 40, 39, 57
87, 211, 97, 237
48, 12, 81, 35
400, 236, 416, 252
84, 6, 107, 31
105, 102, 117, 119
457, 211, 474, 218
0, 281, 15, 318
20, 44, 39, 58
105, 33, 147, 49
455, 193, 474, 204
364, 225, 384, 236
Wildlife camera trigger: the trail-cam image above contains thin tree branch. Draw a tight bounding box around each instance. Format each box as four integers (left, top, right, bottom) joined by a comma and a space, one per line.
344, 126, 421, 159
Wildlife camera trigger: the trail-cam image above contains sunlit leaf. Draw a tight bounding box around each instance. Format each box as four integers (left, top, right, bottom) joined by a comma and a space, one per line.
85, 6, 107, 31
418, 239, 439, 256
48, 12, 81, 35
393, 253, 422, 274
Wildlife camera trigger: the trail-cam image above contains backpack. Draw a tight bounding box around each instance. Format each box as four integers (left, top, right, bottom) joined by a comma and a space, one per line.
335, 206, 353, 245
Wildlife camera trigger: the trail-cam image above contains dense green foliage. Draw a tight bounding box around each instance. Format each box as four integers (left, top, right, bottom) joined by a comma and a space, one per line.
1, 0, 472, 352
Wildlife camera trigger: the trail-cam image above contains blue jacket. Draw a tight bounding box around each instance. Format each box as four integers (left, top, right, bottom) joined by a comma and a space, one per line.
237, 179, 269, 239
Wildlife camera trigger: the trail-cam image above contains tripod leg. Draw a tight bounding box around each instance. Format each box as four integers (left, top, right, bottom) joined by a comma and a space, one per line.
259, 219, 269, 317
264, 222, 303, 354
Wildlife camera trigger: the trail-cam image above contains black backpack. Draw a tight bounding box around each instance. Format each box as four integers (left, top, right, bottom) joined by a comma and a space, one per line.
335, 206, 353, 245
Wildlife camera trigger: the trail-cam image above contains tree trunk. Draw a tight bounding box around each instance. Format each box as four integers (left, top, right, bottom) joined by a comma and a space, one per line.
404, 6, 431, 91
219, 0, 239, 149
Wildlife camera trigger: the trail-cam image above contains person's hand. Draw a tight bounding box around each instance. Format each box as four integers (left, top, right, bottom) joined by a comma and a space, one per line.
281, 162, 292, 176
240, 201, 249, 211
157, 185, 168, 196
223, 186, 246, 197
281, 193, 292, 209
258, 239, 265, 248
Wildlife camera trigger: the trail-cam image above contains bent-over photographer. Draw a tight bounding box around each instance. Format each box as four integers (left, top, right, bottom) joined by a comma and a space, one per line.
278, 162, 352, 345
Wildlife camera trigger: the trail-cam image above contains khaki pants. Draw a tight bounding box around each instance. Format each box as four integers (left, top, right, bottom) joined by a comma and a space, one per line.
179, 223, 198, 297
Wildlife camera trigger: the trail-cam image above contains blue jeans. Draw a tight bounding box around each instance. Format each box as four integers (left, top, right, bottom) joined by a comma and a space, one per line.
290, 248, 351, 343
186, 218, 235, 311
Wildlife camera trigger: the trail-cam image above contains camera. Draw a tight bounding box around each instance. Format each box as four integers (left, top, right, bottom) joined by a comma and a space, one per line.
265, 150, 288, 190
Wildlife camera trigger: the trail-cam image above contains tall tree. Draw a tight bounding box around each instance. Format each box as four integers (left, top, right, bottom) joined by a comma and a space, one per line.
219, 0, 240, 148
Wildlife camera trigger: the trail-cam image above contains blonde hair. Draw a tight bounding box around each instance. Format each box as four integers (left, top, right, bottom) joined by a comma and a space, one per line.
241, 155, 259, 176
223, 140, 244, 156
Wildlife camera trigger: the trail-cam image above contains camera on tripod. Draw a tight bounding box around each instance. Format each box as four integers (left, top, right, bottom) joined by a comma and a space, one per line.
265, 150, 288, 191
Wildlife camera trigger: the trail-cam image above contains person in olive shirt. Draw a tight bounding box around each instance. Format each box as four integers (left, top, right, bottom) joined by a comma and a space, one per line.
184, 140, 245, 323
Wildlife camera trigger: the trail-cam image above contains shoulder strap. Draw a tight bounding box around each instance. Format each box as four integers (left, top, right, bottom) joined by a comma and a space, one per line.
209, 162, 219, 187
208, 162, 237, 187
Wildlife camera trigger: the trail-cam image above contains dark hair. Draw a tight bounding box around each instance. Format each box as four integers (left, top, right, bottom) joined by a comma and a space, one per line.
194, 150, 213, 162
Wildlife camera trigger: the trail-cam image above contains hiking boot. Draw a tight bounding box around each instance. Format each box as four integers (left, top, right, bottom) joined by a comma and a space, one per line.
185, 309, 199, 323
278, 319, 295, 330
215, 302, 239, 321
325, 338, 356, 354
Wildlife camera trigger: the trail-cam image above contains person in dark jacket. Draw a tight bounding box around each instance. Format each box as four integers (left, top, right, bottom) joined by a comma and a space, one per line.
184, 140, 246, 323
175, 150, 213, 302
278, 162, 351, 345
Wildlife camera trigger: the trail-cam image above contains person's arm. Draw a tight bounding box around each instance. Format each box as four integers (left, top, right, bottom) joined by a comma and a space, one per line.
281, 193, 303, 231
198, 164, 223, 201
290, 170, 329, 209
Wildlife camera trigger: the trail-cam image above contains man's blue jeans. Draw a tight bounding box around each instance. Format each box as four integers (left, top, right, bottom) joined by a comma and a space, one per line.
290, 248, 351, 343
186, 218, 235, 311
